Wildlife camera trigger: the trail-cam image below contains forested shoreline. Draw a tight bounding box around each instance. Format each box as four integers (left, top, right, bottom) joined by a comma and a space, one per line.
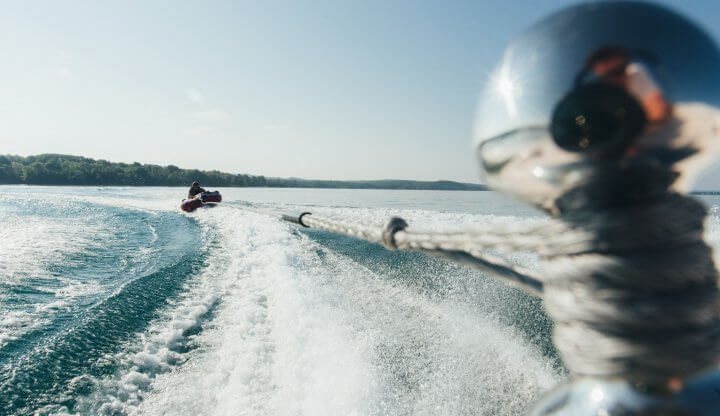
0, 154, 488, 190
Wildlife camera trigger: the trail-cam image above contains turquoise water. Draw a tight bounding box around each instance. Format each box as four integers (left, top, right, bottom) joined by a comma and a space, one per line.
2, 186, 719, 415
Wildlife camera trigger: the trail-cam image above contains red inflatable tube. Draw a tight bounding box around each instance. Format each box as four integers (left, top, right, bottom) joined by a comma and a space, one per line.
180, 197, 204, 212
200, 191, 222, 204
180, 191, 222, 212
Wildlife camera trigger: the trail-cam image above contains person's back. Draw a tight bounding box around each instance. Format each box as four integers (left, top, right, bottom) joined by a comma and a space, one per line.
187, 181, 206, 199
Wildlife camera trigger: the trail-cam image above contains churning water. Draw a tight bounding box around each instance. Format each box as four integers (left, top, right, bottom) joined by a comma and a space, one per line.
3, 186, 718, 415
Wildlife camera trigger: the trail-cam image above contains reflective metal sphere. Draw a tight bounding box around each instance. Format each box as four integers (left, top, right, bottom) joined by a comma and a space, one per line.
532, 371, 720, 416
474, 2, 720, 212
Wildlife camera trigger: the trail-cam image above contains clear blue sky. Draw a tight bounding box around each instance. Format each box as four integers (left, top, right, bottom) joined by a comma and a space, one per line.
1, 0, 718, 183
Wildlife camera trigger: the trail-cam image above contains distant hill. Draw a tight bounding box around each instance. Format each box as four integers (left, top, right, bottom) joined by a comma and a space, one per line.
0, 154, 488, 191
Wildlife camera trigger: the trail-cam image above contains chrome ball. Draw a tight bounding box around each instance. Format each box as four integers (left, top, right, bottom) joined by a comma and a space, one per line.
474, 2, 720, 212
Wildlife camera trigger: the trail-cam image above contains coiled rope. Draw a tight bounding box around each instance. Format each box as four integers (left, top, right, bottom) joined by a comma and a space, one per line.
278, 191, 720, 385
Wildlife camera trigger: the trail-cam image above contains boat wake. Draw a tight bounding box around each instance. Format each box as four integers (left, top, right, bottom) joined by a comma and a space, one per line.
135, 206, 562, 416
0, 188, 579, 415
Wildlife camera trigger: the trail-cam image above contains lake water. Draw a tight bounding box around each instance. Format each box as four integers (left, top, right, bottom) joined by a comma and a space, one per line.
2, 186, 719, 415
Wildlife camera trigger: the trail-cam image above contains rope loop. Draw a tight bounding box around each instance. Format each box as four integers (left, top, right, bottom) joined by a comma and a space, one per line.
381, 217, 408, 249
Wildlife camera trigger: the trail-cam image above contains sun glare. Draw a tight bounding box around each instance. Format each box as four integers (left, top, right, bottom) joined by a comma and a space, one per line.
493, 67, 520, 118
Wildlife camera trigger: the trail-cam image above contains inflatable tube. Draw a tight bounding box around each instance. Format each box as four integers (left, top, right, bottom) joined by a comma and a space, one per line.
200, 191, 222, 204
180, 197, 203, 212
180, 191, 222, 212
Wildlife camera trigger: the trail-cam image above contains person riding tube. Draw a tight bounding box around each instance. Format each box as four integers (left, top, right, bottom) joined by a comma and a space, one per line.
188, 181, 206, 199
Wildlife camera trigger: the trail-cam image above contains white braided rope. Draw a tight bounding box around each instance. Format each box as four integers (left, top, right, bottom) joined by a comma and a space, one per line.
301, 214, 382, 242
301, 213, 592, 255
395, 225, 593, 255
298, 213, 546, 293
286, 194, 720, 385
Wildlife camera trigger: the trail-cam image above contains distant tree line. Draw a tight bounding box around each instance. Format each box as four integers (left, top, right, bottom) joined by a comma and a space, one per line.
0, 154, 267, 187
263, 177, 487, 190
0, 154, 488, 190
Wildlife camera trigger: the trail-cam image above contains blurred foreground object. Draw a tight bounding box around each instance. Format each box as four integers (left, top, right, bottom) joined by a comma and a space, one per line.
474, 2, 720, 415
475, 1, 720, 212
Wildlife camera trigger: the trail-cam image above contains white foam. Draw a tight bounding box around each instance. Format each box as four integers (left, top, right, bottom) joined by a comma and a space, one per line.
6, 189, 563, 415
0, 194, 119, 345
129, 206, 560, 416
10, 188, 720, 415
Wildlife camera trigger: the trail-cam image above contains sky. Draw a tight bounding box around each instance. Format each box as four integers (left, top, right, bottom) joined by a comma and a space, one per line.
1, 0, 719, 183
